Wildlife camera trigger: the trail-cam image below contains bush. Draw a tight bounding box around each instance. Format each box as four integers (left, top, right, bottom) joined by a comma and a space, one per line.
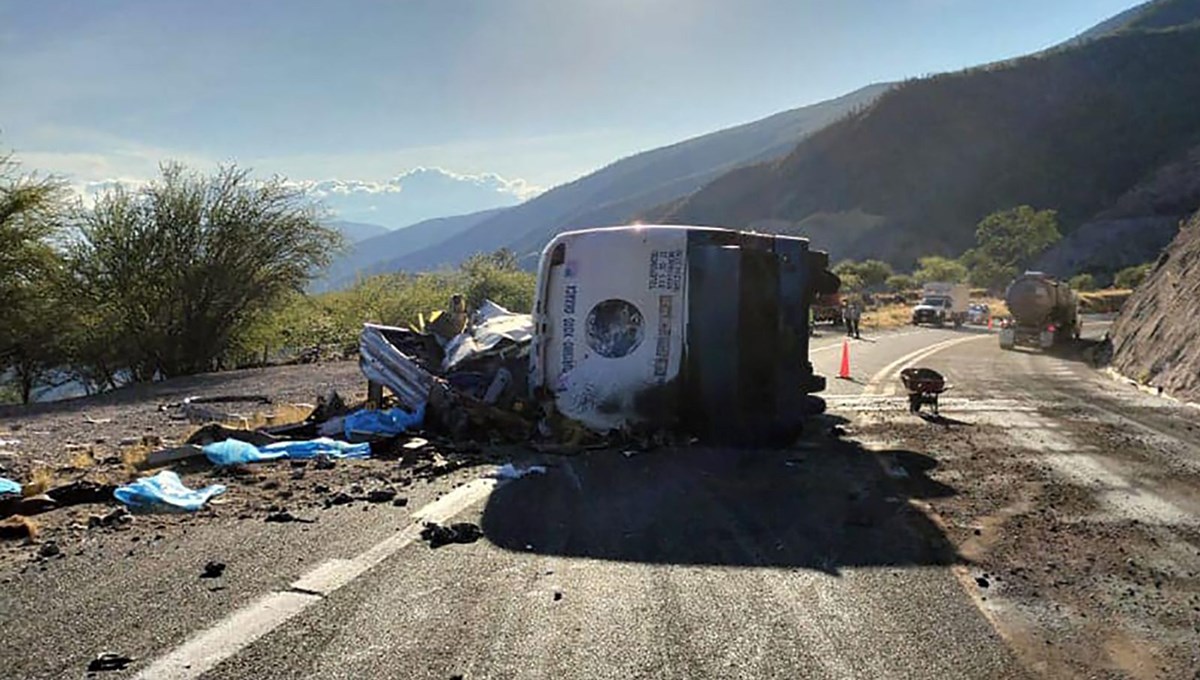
1068, 273, 1097, 291
68, 163, 342, 381
1113, 262, 1153, 290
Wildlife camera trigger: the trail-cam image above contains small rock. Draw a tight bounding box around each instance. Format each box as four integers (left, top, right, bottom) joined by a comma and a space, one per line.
975, 576, 990, 589
118, 437, 139, 447
420, 521, 483, 548
313, 454, 336, 470
39, 541, 61, 558
330, 492, 355, 506
265, 511, 316, 524
290, 470, 306, 481
553, 591, 563, 601
349, 483, 364, 495
87, 652, 134, 672
392, 497, 409, 508
366, 488, 397, 503
973, 528, 982, 536
200, 561, 226, 579
313, 483, 330, 494
290, 459, 309, 469
260, 480, 279, 490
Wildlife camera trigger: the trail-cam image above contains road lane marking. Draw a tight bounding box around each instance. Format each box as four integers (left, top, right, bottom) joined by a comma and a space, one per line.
135, 478, 499, 680
864, 334, 992, 396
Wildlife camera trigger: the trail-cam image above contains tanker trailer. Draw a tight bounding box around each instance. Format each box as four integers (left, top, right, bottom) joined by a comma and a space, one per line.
999, 272, 1081, 351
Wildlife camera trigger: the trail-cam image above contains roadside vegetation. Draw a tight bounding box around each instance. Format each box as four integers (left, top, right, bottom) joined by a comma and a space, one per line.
1, 150, 1146, 404
0, 154, 534, 404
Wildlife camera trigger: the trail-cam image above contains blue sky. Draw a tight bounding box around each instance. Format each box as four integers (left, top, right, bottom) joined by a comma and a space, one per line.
1, 0, 1144, 226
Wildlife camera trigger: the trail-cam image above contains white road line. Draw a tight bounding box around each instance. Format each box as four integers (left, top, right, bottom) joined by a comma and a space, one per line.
135, 478, 499, 680
864, 334, 992, 396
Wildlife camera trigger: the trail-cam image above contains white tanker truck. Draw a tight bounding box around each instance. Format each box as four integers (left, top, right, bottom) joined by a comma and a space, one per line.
999, 271, 1081, 351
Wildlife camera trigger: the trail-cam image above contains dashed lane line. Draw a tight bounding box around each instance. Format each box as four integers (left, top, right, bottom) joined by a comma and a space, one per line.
134, 478, 499, 680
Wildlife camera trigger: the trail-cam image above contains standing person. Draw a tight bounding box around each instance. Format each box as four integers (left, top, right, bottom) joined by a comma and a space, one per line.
842, 300, 853, 337
848, 300, 862, 339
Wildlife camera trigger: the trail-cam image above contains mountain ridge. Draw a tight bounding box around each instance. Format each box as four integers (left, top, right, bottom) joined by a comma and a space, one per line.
654, 7, 1200, 273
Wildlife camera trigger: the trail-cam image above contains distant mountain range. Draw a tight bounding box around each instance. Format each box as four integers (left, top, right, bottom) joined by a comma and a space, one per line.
654, 0, 1200, 275
315, 208, 507, 291
327, 220, 389, 244
320, 82, 891, 285
321, 0, 1200, 286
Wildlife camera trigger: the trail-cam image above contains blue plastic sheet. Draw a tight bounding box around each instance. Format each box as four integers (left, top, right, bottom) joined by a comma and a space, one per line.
343, 405, 424, 440
113, 471, 226, 512
261, 438, 371, 460
203, 437, 371, 466
0, 476, 21, 496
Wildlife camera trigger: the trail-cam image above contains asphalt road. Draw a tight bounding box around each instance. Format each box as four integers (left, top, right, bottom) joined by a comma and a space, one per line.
8, 316, 1194, 679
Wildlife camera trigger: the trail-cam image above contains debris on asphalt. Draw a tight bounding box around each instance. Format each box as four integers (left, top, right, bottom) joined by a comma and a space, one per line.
0, 515, 38, 540
142, 444, 206, 468
365, 488, 397, 503
490, 463, 547, 480
187, 423, 278, 447
343, 406, 424, 441
200, 560, 226, 578
328, 491, 355, 506
202, 437, 371, 466
265, 510, 316, 524
87, 652, 134, 672
113, 471, 227, 512
420, 521, 483, 548
46, 480, 117, 507
87, 507, 132, 529
1, 493, 56, 518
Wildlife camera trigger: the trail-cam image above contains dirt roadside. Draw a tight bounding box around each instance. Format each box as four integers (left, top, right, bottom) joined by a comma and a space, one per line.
845, 365, 1200, 678
0, 360, 509, 575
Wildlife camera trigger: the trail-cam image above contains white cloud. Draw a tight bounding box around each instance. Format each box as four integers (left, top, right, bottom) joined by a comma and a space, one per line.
73, 166, 543, 228
293, 167, 543, 227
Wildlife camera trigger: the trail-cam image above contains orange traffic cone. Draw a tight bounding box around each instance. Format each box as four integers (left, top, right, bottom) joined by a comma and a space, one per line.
837, 340, 852, 380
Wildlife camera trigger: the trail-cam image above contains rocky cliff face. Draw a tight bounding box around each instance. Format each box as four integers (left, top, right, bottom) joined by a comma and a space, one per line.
1110, 210, 1200, 401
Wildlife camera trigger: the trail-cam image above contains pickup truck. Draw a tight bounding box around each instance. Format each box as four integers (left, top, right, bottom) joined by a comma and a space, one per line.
911, 283, 969, 327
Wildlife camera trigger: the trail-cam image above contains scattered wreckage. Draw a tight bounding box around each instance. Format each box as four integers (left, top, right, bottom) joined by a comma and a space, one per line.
0, 224, 838, 528
365, 225, 840, 447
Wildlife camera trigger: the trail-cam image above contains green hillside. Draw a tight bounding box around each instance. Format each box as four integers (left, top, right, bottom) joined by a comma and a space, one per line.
658, 8, 1200, 268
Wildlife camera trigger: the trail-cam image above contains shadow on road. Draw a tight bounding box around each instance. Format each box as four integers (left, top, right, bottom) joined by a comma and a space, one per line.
481, 419, 963, 575
918, 412, 975, 428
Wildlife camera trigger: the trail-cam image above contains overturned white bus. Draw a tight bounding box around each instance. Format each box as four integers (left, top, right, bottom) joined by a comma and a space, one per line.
529, 225, 839, 445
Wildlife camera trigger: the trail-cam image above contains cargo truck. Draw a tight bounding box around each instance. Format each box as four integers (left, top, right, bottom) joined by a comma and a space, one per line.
999, 272, 1081, 351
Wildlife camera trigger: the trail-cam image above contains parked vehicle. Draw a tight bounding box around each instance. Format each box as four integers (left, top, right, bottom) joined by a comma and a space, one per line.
999, 272, 1080, 351
529, 225, 838, 444
911, 282, 969, 327
966, 303, 990, 325
812, 292, 843, 325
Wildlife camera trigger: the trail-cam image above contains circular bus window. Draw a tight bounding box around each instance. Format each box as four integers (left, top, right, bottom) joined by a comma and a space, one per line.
585, 299, 645, 358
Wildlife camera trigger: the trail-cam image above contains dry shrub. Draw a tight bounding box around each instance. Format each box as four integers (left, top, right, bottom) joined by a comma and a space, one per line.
23, 467, 56, 497
68, 448, 98, 470
864, 303, 915, 330
121, 444, 154, 474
